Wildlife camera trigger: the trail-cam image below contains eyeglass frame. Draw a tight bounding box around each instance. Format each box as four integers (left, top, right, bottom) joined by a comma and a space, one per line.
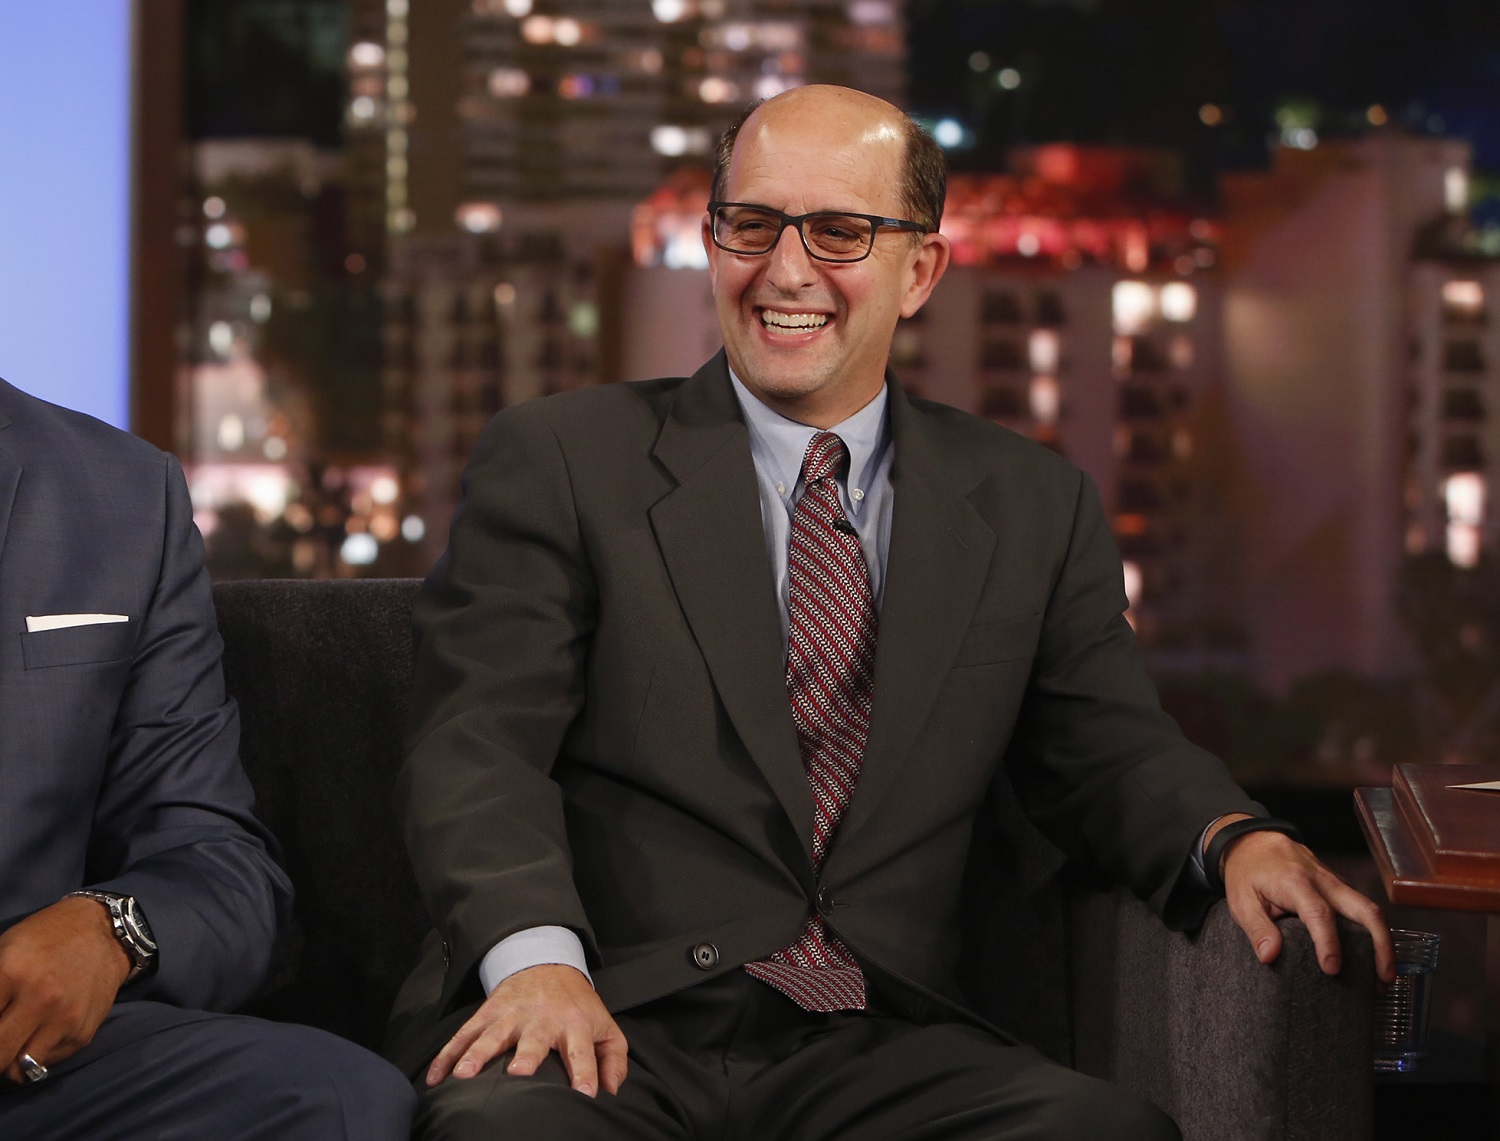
706, 200, 931, 264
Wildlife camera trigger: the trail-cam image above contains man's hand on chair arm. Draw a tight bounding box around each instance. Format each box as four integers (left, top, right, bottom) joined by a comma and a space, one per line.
1208, 812, 1397, 985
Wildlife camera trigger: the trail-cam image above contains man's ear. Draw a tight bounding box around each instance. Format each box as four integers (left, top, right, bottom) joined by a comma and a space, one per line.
703, 217, 719, 287
900, 232, 951, 319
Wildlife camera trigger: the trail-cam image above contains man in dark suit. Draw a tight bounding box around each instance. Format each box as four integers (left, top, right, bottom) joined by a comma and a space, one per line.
0, 377, 416, 1138
393, 86, 1394, 1138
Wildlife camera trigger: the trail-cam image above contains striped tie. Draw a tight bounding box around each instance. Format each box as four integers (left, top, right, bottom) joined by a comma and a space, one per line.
745, 431, 874, 1012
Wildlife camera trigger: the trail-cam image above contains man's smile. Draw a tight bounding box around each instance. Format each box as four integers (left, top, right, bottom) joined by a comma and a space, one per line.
758, 309, 832, 335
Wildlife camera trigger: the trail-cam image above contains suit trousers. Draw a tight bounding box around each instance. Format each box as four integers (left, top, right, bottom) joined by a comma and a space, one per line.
416, 971, 1179, 1141
0, 1001, 417, 1140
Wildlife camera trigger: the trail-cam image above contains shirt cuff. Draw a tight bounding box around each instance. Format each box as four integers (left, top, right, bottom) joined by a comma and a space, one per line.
477, 926, 592, 996
1188, 817, 1225, 887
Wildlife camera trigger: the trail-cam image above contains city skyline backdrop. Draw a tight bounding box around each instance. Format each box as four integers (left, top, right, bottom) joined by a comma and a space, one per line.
8, 1, 1500, 786
188, 0, 1500, 181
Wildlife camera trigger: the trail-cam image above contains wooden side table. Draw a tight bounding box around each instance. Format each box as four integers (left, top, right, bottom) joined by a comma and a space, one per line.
1356, 765, 1500, 1098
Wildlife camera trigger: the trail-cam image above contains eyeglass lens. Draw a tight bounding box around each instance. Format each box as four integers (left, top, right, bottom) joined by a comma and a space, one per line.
713, 206, 873, 260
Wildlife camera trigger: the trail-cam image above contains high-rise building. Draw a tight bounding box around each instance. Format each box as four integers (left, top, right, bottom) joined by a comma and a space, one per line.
1218, 134, 1491, 689
1404, 208, 1500, 569
384, 0, 903, 216
182, 138, 421, 579
349, 0, 907, 541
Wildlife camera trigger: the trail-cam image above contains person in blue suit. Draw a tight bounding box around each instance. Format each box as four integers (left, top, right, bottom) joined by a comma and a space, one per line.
0, 378, 416, 1139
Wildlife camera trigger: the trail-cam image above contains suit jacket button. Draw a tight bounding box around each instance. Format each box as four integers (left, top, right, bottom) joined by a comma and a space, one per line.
816, 886, 836, 917
690, 942, 719, 970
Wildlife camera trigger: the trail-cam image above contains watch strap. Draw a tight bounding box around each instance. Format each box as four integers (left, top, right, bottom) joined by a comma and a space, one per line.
1202, 817, 1304, 895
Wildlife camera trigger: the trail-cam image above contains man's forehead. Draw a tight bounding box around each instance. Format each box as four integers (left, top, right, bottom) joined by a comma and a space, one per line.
725, 100, 905, 204
740, 93, 905, 156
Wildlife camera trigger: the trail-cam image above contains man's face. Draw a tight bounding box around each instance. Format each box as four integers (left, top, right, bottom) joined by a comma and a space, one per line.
704, 89, 949, 428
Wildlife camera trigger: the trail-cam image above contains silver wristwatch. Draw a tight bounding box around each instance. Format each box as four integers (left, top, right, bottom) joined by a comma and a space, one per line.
67, 890, 158, 981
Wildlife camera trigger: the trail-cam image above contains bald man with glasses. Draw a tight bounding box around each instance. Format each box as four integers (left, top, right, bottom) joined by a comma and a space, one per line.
391, 85, 1393, 1140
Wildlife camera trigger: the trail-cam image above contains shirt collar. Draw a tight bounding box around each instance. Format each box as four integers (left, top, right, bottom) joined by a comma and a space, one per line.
728, 367, 889, 514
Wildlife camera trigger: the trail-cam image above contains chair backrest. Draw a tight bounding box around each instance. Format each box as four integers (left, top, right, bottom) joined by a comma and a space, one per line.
214, 576, 1074, 1062
214, 577, 428, 1050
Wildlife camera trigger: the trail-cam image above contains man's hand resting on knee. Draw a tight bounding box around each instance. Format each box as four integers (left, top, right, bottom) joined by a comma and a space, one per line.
0, 896, 133, 1083
425, 963, 628, 1097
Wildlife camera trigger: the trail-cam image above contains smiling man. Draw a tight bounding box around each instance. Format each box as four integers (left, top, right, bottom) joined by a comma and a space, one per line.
392, 85, 1393, 1140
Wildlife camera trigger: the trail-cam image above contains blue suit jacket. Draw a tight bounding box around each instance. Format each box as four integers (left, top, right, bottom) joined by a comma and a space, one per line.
0, 379, 291, 1013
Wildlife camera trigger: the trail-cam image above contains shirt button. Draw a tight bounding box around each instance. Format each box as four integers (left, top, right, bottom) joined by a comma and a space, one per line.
851, 488, 865, 501
690, 942, 720, 970
816, 886, 836, 917
776, 482, 786, 495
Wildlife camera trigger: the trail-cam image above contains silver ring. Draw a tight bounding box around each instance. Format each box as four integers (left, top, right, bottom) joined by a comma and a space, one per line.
19, 1052, 48, 1083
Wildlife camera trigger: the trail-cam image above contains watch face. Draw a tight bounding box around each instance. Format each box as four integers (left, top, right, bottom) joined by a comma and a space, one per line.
122, 897, 157, 954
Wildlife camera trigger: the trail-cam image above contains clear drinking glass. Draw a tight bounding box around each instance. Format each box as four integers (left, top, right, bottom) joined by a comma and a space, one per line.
1372, 929, 1441, 1074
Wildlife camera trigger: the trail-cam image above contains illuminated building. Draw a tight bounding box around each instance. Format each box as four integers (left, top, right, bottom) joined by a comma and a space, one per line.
623, 144, 1235, 661
1405, 208, 1500, 568
183, 139, 417, 578
353, 0, 907, 540
1218, 134, 1491, 688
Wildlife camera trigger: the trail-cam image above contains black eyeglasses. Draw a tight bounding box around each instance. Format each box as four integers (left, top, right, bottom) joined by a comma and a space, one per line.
707, 201, 930, 264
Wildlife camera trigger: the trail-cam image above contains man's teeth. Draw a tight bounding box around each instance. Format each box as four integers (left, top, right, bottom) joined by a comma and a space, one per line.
761, 311, 828, 331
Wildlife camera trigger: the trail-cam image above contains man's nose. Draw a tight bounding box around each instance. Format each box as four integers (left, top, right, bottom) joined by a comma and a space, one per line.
763, 221, 819, 291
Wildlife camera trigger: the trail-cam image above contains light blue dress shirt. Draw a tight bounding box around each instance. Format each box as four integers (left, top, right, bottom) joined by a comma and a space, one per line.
729, 368, 894, 640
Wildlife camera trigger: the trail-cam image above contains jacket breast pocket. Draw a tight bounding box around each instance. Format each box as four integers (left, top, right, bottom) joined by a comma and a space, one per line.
951, 612, 1043, 669
21, 622, 134, 670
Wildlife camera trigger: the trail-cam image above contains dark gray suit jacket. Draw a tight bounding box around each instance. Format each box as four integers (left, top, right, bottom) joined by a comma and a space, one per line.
0, 379, 291, 1013
390, 355, 1260, 1068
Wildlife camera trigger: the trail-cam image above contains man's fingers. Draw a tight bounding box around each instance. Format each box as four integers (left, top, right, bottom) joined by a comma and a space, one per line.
1286, 889, 1341, 975
10, 1029, 61, 1087
505, 1030, 553, 1079
1229, 894, 1283, 965
0, 1000, 41, 1086
1319, 873, 1397, 984
427, 1034, 475, 1086
451, 1018, 526, 1081
557, 1025, 601, 1097
1367, 919, 1398, 984
428, 1016, 496, 1086
597, 1028, 629, 1095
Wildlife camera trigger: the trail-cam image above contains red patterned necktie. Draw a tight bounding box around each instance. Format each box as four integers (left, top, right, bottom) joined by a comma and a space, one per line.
745, 431, 875, 1012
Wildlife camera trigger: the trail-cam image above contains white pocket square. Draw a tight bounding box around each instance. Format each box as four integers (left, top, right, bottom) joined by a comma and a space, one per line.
25, 613, 130, 633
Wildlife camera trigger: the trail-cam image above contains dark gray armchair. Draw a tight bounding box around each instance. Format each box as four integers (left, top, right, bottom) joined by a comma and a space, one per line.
214, 577, 1374, 1140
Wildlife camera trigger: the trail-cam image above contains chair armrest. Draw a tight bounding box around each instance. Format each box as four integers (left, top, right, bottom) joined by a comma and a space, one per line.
1070, 886, 1373, 1141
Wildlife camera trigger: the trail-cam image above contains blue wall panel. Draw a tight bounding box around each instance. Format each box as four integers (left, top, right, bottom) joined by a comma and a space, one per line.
0, 2, 134, 428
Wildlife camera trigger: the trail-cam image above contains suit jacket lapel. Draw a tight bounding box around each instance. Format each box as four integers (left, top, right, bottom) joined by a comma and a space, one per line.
648, 355, 815, 865
828, 379, 997, 863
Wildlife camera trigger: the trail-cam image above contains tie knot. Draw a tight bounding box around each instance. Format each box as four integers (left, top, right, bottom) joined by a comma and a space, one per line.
802, 432, 848, 485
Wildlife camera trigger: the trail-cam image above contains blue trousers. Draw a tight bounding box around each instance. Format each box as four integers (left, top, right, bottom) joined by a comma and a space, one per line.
0, 1001, 416, 1140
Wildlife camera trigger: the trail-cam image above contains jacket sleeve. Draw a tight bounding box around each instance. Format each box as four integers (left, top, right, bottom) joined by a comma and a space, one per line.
397, 404, 598, 1011
1003, 469, 1263, 929
86, 454, 293, 1011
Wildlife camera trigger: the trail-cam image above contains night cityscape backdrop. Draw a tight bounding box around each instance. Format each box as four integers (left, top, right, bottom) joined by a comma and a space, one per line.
165, 0, 1500, 798
0, 0, 1498, 1111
